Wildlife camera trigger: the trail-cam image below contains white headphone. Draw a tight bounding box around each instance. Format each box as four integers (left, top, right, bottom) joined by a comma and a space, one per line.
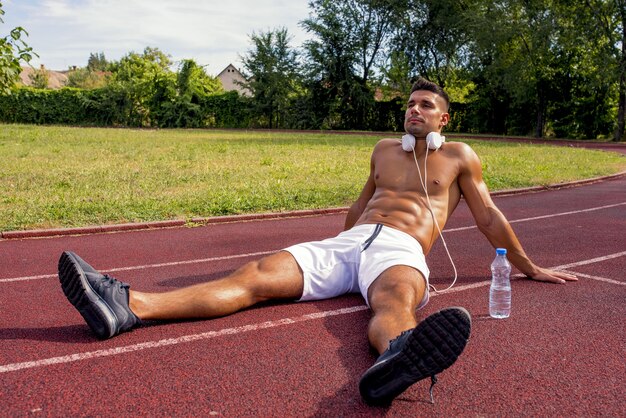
401, 132, 445, 152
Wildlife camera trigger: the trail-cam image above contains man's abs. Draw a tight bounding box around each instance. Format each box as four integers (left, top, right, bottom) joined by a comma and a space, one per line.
354, 191, 442, 253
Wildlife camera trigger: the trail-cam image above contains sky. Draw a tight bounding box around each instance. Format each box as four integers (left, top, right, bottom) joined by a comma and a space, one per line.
2, 0, 312, 75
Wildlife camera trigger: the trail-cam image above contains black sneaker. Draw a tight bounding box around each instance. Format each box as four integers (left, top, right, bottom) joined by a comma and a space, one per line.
58, 251, 140, 339
359, 307, 471, 406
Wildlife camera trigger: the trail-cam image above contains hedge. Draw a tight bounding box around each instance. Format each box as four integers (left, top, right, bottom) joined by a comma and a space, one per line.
0, 87, 447, 132
0, 87, 251, 128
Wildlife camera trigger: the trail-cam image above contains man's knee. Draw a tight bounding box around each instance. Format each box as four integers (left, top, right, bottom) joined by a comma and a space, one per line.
368, 266, 425, 312
231, 252, 304, 303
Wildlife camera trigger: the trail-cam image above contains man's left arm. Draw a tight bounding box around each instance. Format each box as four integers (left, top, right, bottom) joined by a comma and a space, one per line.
457, 144, 577, 284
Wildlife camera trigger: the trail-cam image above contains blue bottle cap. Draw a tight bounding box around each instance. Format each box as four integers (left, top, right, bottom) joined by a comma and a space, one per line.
496, 248, 507, 255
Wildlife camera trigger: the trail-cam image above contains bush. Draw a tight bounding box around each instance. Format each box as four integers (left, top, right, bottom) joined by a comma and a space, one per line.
0, 87, 252, 128
0, 85, 404, 132
0, 87, 89, 124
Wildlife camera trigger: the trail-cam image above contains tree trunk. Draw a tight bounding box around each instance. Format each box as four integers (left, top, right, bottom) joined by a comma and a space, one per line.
616, 77, 625, 142
535, 88, 545, 138
614, 0, 626, 142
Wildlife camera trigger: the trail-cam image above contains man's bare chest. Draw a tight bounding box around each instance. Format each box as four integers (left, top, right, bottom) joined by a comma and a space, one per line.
374, 154, 458, 197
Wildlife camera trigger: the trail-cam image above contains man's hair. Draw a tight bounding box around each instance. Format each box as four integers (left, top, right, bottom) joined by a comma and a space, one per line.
410, 78, 450, 111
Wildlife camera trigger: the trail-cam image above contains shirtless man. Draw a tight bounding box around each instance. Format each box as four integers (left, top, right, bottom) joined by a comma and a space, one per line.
58, 78, 577, 406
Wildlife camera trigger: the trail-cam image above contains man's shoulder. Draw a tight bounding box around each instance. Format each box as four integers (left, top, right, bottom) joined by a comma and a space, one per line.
377, 137, 401, 146
443, 140, 472, 151
442, 140, 478, 159
373, 137, 401, 151
442, 141, 482, 175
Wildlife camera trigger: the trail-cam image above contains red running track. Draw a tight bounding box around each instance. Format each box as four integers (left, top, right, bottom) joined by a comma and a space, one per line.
1, 176, 625, 416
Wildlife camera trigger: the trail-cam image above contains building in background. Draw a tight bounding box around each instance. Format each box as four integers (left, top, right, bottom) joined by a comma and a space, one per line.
217, 64, 251, 97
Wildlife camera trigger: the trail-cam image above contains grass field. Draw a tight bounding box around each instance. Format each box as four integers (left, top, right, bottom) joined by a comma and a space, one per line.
1, 124, 624, 232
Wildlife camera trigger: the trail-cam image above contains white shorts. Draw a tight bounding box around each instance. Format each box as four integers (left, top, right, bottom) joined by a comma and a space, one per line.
284, 224, 430, 308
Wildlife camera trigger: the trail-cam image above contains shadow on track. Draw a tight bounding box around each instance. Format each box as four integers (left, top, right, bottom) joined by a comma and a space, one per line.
309, 295, 435, 416
0, 325, 95, 344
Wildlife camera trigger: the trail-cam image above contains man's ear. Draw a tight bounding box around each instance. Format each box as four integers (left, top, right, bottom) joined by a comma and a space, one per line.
440, 112, 450, 128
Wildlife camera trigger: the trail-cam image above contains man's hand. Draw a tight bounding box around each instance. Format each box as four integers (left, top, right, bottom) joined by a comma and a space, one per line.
527, 267, 578, 284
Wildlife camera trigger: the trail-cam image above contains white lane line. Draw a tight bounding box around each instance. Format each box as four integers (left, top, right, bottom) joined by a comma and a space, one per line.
0, 273, 56, 283
550, 251, 626, 270
431, 251, 626, 294
2, 202, 625, 284
0, 250, 275, 283
1, 252, 624, 374
106, 250, 275, 273
0, 305, 368, 374
560, 270, 625, 286
445, 202, 626, 233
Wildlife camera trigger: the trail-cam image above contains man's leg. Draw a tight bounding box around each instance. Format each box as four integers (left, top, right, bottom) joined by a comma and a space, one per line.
58, 250, 304, 339
366, 265, 425, 354
359, 266, 471, 406
131, 251, 304, 320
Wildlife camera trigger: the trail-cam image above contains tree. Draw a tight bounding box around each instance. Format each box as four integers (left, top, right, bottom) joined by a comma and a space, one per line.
301, 0, 399, 129
66, 67, 109, 89
545, 0, 620, 139
461, 0, 623, 139
343, 0, 399, 85
158, 59, 224, 127
605, 0, 625, 141
106, 47, 176, 126
240, 27, 300, 128
176, 59, 222, 99
65, 52, 111, 89
0, 2, 36, 94
29, 65, 49, 89
379, 51, 412, 99
87, 52, 108, 72
391, 0, 473, 89
474, 0, 564, 137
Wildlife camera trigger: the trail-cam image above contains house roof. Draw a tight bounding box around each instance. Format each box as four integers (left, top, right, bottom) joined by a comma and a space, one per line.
18, 66, 68, 89
217, 64, 243, 78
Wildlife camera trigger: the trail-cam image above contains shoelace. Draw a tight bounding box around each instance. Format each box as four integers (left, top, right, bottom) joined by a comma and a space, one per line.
100, 275, 129, 290
429, 375, 438, 404
390, 329, 411, 346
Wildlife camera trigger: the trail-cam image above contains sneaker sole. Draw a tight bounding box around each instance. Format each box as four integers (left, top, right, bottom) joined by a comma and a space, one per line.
58, 251, 119, 339
359, 307, 472, 405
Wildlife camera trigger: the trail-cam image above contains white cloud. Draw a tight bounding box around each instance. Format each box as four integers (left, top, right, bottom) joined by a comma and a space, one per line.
2, 0, 311, 73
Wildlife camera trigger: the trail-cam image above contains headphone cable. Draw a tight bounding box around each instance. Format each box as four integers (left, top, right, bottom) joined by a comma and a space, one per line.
412, 146, 458, 293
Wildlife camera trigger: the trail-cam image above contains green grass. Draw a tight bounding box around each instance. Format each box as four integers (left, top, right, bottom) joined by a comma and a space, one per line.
1, 124, 624, 232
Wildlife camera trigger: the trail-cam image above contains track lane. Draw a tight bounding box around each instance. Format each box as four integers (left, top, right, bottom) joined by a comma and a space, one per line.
1, 176, 625, 416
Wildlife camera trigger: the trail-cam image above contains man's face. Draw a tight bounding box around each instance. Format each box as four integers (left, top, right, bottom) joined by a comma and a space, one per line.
403, 90, 450, 138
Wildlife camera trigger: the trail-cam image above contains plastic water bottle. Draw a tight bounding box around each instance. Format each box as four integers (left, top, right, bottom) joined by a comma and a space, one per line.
489, 248, 511, 319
